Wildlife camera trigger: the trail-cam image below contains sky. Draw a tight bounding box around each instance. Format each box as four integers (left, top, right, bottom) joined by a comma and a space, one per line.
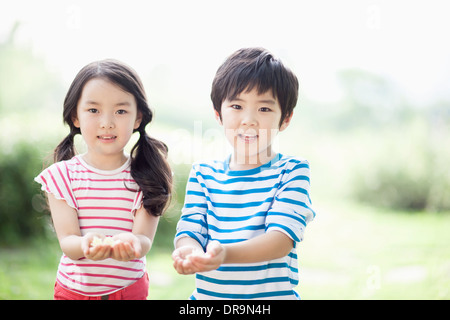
1, 0, 450, 109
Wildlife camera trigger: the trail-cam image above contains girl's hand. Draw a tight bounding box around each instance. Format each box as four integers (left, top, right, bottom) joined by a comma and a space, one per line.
110, 233, 142, 261
82, 233, 112, 261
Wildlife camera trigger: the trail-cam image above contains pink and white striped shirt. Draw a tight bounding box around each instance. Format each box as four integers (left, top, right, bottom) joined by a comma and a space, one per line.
35, 155, 145, 296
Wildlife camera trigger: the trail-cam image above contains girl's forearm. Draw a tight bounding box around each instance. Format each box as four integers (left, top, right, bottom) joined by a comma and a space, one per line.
59, 235, 85, 260
222, 231, 293, 264
135, 234, 152, 258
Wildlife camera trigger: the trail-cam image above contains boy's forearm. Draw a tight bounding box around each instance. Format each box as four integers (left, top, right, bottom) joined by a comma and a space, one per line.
175, 236, 204, 251
222, 231, 293, 264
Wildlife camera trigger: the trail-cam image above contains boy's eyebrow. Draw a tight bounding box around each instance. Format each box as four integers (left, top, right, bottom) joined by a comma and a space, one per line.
230, 98, 277, 105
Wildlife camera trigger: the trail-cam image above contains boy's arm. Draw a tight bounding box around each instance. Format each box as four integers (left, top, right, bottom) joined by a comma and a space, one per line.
176, 231, 293, 274
222, 231, 293, 263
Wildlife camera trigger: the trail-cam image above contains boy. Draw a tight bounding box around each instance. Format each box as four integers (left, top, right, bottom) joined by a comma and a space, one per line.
172, 47, 315, 299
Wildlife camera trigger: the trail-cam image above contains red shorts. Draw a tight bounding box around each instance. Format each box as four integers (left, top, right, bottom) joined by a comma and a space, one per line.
54, 272, 149, 300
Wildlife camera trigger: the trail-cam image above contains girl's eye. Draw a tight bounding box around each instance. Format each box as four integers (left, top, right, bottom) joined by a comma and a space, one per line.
231, 105, 242, 110
116, 109, 127, 115
259, 107, 271, 112
88, 108, 98, 113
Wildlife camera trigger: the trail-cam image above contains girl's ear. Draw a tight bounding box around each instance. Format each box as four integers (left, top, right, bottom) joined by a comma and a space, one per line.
279, 112, 293, 132
134, 111, 143, 130
73, 116, 80, 128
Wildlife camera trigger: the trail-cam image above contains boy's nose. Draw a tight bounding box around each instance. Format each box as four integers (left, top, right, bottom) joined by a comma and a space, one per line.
241, 111, 258, 127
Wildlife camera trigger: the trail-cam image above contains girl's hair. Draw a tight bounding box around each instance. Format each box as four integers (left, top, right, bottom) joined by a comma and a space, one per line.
54, 59, 172, 216
211, 47, 299, 127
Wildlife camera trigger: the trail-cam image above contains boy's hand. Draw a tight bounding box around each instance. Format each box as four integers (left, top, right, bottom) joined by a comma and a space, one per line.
172, 241, 225, 274
172, 246, 201, 274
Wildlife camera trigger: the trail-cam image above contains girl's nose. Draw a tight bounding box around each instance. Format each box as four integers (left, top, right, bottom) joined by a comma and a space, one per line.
100, 115, 115, 129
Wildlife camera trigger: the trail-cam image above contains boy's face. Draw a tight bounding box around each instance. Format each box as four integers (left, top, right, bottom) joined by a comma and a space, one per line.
216, 88, 292, 170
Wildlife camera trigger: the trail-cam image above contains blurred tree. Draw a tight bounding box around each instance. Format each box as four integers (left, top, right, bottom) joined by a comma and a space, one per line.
335, 69, 408, 129
0, 22, 64, 244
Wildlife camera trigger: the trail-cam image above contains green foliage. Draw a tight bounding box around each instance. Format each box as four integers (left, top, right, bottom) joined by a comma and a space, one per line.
0, 142, 52, 244
153, 163, 191, 248
351, 117, 450, 212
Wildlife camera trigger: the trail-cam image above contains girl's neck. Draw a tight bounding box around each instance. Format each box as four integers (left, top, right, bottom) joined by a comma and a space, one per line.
81, 152, 128, 171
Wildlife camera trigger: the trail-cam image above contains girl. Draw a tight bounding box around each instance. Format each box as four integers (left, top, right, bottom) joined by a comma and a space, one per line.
35, 59, 172, 300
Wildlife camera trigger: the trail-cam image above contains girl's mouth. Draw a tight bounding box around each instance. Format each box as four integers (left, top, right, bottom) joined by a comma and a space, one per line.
98, 135, 117, 142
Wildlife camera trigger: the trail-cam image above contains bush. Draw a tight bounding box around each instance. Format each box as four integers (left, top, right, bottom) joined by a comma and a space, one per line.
0, 142, 52, 244
351, 119, 450, 212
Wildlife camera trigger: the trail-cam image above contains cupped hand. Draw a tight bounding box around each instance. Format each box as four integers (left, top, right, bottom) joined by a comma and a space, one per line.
110, 233, 142, 261
82, 233, 112, 261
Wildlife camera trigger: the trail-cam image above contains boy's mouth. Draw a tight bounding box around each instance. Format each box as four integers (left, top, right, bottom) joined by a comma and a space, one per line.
238, 133, 258, 143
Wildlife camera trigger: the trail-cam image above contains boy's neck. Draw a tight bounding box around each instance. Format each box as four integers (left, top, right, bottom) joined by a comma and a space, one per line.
229, 151, 277, 171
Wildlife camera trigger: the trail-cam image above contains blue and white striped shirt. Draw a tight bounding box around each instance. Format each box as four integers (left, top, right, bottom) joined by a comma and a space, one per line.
175, 153, 315, 299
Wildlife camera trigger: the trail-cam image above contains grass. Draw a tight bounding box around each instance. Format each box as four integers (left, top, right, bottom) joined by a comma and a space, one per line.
1, 197, 449, 300
298, 197, 450, 299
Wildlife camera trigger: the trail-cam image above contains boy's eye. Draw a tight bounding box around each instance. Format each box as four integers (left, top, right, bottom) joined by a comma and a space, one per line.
259, 107, 271, 112
231, 105, 242, 110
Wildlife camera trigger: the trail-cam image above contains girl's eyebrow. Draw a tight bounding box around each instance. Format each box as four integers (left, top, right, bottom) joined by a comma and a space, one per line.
85, 100, 100, 105
84, 100, 132, 107
116, 101, 132, 107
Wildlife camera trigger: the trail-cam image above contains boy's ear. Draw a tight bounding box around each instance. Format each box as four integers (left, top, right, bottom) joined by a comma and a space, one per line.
214, 109, 223, 125
279, 112, 293, 132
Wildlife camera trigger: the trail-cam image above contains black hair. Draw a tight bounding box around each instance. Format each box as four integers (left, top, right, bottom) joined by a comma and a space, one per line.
211, 47, 299, 126
54, 59, 172, 216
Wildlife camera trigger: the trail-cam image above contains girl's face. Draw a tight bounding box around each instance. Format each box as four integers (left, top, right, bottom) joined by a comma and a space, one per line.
216, 88, 292, 170
73, 78, 142, 169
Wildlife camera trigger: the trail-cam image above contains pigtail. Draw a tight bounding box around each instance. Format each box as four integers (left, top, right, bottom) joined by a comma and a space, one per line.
53, 130, 77, 162
130, 129, 173, 217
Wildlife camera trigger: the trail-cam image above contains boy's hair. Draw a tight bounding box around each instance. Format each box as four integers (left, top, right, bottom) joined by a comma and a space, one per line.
54, 59, 172, 216
211, 47, 299, 126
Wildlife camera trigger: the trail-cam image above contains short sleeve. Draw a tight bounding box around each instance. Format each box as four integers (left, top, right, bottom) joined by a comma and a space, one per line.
34, 161, 78, 210
265, 160, 315, 243
131, 190, 143, 215
174, 165, 209, 250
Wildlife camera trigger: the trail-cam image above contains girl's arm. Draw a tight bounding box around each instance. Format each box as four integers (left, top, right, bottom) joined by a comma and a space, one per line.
103, 206, 159, 261
48, 194, 159, 261
48, 194, 110, 260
